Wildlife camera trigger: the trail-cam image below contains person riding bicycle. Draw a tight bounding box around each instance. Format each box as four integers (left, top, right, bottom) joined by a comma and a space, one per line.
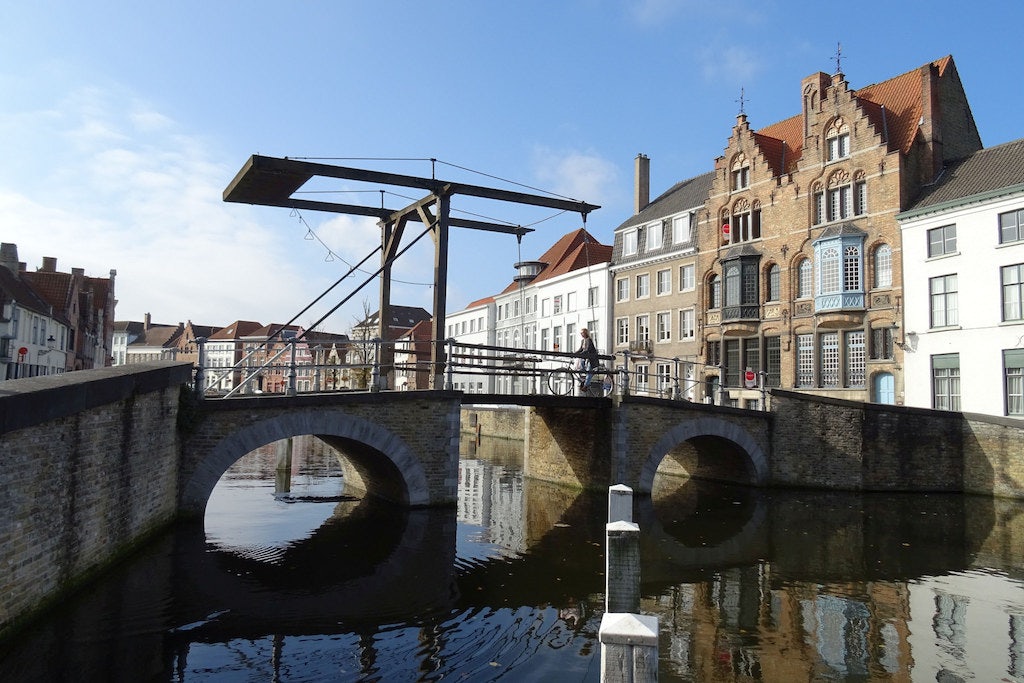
576, 328, 599, 392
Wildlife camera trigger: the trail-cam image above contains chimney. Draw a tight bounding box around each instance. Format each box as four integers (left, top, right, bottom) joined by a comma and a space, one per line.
71, 267, 84, 278
634, 153, 650, 214
41, 257, 58, 272
0, 243, 19, 275
144, 312, 151, 330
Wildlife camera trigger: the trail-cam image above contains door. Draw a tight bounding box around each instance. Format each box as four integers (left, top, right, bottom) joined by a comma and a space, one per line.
872, 372, 895, 404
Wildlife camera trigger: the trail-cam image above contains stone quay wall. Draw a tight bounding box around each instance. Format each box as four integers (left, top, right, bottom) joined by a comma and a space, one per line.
0, 361, 193, 638
770, 390, 1024, 498
461, 405, 525, 439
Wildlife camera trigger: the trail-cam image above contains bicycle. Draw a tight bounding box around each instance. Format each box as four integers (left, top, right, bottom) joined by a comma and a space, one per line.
546, 360, 616, 396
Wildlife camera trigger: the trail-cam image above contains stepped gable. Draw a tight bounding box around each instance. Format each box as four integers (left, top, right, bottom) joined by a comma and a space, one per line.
749, 55, 961, 175
208, 320, 264, 340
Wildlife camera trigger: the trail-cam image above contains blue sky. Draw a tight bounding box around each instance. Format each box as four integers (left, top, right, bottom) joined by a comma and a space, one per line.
2, 1, 1021, 332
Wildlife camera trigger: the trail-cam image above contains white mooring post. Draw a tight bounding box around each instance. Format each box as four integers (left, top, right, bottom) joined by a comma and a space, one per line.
599, 613, 659, 683
608, 483, 633, 523
605, 520, 641, 613
602, 484, 658, 683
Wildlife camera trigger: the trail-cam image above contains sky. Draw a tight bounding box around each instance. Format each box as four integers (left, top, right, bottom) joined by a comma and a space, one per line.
2, 1, 1022, 334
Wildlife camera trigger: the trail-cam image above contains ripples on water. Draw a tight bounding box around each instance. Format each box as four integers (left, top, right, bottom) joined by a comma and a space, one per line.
1, 434, 1023, 682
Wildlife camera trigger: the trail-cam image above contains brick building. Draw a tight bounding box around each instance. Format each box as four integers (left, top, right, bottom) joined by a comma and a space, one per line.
626, 56, 982, 406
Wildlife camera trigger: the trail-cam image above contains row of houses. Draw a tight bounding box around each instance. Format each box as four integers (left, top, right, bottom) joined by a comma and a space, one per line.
445, 55, 1024, 419
112, 306, 434, 395
0, 243, 116, 380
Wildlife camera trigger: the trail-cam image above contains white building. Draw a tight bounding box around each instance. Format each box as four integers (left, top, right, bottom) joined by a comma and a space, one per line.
445, 296, 496, 393
898, 139, 1024, 417
447, 228, 613, 396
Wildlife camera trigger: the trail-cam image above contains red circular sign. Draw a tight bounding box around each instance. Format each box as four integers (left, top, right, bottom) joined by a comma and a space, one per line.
744, 370, 756, 382
18, 346, 27, 356
722, 224, 730, 234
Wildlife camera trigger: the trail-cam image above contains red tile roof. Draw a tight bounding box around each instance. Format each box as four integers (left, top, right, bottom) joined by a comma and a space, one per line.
499, 228, 611, 294
751, 56, 954, 175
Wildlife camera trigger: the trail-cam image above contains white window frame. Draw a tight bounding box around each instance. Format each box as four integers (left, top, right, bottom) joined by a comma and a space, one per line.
616, 277, 629, 302
679, 308, 695, 340
622, 229, 638, 256
656, 269, 672, 296
635, 273, 650, 299
647, 221, 663, 250
679, 264, 695, 292
656, 311, 671, 342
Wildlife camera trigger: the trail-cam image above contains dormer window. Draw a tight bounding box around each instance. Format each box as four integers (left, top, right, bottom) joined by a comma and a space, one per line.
731, 155, 750, 191
826, 119, 851, 161
622, 228, 638, 256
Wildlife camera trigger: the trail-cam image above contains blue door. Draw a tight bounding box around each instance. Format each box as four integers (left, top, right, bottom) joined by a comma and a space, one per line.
872, 372, 895, 404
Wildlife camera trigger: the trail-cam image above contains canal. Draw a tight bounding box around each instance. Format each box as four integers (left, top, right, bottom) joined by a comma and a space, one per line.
1, 434, 1022, 681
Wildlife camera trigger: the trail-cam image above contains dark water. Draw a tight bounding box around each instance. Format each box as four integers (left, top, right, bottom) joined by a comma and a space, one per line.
1, 435, 1023, 682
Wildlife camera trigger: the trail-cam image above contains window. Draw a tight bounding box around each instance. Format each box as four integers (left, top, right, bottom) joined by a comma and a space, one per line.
723, 257, 759, 317
541, 298, 550, 316
655, 363, 672, 394
766, 264, 780, 301
1000, 208, 1024, 244
656, 269, 672, 295
622, 229, 638, 256
929, 274, 958, 328
873, 244, 892, 288
541, 328, 549, 351
726, 200, 761, 243
814, 232, 864, 310
635, 315, 650, 342
587, 286, 599, 308
731, 156, 750, 190
813, 175, 866, 224
765, 336, 781, 387
635, 365, 649, 391
708, 274, 721, 308
636, 273, 650, 298
553, 326, 562, 351
565, 323, 575, 350
706, 340, 721, 367
844, 245, 861, 291
932, 353, 961, 411
616, 318, 629, 345
1006, 349, 1024, 416
513, 299, 520, 317
797, 259, 813, 298
820, 332, 840, 387
566, 292, 576, 312
672, 213, 693, 244
679, 309, 695, 340
656, 312, 671, 342
826, 120, 850, 161
870, 326, 894, 360
1002, 264, 1024, 321
847, 330, 866, 387
552, 295, 562, 315
679, 264, 695, 291
927, 225, 957, 257
647, 222, 663, 250
616, 278, 629, 302
796, 334, 814, 387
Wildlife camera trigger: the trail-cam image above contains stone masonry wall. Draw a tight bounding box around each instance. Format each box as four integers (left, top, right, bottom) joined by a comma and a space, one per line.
461, 406, 525, 439
0, 361, 192, 638
770, 390, 1024, 498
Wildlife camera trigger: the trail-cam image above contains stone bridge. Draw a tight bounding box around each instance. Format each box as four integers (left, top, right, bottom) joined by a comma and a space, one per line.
3, 361, 1024, 639
179, 390, 463, 515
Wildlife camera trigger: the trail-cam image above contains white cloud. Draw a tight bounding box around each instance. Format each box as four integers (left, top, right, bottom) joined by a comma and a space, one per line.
530, 147, 621, 211
0, 83, 343, 329
699, 45, 762, 86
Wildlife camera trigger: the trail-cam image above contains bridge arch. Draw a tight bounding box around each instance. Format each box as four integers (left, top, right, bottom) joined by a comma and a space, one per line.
180, 410, 432, 515
637, 416, 769, 492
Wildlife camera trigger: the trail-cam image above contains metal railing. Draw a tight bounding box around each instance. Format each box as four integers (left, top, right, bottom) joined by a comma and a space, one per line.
191, 336, 758, 407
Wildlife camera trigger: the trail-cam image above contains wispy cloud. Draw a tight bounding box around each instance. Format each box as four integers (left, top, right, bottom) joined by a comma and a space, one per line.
0, 84, 354, 329
530, 147, 622, 213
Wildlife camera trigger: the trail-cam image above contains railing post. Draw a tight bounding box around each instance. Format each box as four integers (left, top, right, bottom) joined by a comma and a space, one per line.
671, 356, 682, 400
370, 337, 382, 392
286, 338, 298, 396
619, 350, 631, 397
608, 484, 632, 523
195, 337, 207, 400
444, 338, 455, 390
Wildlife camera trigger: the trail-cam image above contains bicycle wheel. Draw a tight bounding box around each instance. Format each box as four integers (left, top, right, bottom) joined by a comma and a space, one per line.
597, 368, 616, 396
547, 366, 575, 396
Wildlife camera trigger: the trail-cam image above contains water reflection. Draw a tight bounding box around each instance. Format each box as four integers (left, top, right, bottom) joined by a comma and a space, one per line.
0, 435, 1022, 682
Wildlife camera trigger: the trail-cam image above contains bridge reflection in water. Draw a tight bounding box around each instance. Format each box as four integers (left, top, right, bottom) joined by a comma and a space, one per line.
1, 436, 1023, 682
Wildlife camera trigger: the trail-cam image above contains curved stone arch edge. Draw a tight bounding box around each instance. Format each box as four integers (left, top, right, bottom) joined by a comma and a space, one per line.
180, 412, 432, 514
637, 416, 769, 492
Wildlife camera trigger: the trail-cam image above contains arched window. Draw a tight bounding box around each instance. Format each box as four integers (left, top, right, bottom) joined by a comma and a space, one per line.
708, 274, 721, 309
873, 244, 892, 288
844, 245, 861, 291
826, 118, 851, 161
797, 259, 813, 299
820, 247, 840, 295
731, 154, 750, 191
766, 263, 780, 301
